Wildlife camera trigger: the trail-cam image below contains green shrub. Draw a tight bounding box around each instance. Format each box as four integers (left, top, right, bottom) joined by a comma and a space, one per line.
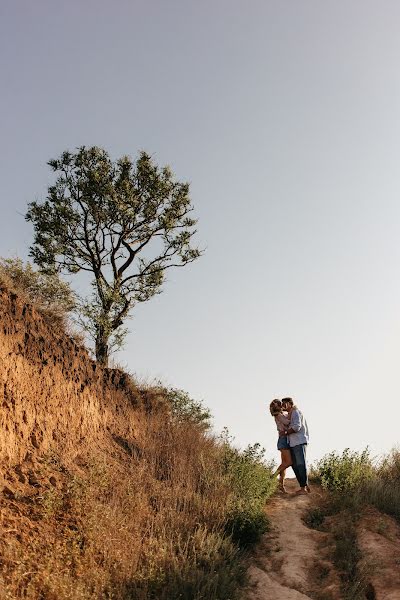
315, 448, 400, 520
0, 257, 75, 322
315, 448, 374, 493
225, 509, 270, 547
303, 507, 326, 530
219, 433, 277, 546
163, 387, 212, 429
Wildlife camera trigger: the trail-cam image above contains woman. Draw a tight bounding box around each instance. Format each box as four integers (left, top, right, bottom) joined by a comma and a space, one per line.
269, 399, 292, 492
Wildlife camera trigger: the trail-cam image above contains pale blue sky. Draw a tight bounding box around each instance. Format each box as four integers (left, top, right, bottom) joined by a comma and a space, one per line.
1, 1, 400, 462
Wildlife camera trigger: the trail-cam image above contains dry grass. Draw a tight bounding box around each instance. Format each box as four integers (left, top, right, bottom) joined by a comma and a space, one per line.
0, 269, 276, 599
0, 409, 275, 600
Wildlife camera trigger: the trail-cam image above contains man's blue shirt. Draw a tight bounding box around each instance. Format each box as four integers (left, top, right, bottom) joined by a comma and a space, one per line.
288, 408, 309, 447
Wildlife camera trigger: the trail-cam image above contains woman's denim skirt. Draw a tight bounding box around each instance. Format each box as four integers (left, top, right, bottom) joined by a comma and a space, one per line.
277, 435, 290, 450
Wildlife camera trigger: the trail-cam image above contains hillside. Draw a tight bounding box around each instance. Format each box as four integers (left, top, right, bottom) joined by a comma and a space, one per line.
0, 282, 166, 598
0, 284, 160, 470
0, 282, 276, 599
3, 281, 399, 600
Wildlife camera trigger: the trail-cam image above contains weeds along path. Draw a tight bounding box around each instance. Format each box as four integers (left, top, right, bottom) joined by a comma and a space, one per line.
244, 478, 341, 600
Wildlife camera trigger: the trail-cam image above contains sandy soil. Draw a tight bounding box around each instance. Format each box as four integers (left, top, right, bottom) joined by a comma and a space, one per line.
243, 479, 341, 600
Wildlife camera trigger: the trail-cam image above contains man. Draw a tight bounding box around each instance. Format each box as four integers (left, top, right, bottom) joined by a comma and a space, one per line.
281, 397, 310, 495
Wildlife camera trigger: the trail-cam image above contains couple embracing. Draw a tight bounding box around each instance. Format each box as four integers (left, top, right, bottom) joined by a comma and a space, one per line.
270, 397, 310, 495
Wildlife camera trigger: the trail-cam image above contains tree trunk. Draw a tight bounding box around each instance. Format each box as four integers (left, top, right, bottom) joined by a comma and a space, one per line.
95, 328, 109, 366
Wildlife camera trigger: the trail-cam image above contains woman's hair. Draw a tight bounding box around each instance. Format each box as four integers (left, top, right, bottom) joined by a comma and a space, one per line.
269, 399, 282, 416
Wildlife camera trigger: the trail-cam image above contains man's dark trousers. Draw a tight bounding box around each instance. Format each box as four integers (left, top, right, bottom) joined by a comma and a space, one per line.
290, 444, 308, 487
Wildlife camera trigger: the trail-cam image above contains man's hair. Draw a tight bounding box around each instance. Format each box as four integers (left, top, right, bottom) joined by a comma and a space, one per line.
281, 397, 294, 406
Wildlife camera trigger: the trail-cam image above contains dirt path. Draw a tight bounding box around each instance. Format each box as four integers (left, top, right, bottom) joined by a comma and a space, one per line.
244, 479, 341, 600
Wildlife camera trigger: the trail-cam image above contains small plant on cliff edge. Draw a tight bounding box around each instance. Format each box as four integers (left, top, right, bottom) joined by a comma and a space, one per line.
26, 146, 202, 366
163, 386, 212, 429
0, 257, 75, 323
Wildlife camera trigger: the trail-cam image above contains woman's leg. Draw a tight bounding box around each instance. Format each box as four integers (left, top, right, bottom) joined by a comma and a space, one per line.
274, 449, 293, 475
273, 459, 284, 477
279, 468, 286, 491
274, 449, 293, 480
281, 448, 292, 469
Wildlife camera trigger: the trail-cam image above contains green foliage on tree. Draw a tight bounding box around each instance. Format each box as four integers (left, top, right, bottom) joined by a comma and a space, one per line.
26, 146, 201, 365
0, 257, 75, 320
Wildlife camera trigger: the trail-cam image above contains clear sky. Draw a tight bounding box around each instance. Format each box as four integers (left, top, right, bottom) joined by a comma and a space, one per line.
1, 1, 400, 464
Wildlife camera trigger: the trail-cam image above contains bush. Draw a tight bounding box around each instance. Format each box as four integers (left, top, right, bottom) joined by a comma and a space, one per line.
303, 507, 326, 530
163, 386, 212, 429
0, 257, 75, 322
219, 431, 277, 546
315, 448, 374, 493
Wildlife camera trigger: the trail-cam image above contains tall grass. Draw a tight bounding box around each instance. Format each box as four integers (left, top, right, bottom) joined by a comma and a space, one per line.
0, 408, 276, 600
364, 449, 400, 520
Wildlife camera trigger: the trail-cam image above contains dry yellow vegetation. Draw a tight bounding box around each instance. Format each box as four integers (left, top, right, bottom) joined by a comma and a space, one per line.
0, 281, 275, 599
